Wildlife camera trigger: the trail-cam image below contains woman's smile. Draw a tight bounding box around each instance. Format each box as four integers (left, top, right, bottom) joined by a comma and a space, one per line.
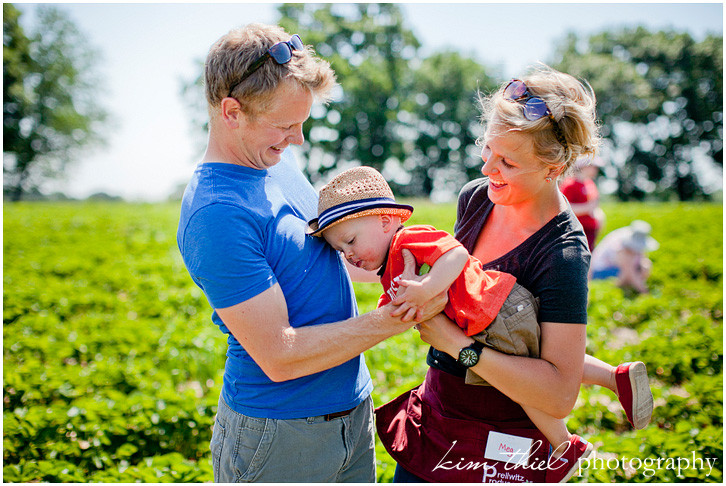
488, 179, 507, 189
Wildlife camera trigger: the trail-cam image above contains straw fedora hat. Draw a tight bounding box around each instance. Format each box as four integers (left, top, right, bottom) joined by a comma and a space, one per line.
306, 166, 413, 237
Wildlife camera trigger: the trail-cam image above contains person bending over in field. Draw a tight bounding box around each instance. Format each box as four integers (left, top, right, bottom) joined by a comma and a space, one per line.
590, 220, 659, 294
307, 166, 655, 483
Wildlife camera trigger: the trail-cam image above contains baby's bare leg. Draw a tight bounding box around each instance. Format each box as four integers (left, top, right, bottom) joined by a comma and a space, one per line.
520, 404, 571, 459
583, 356, 653, 429
582, 354, 617, 392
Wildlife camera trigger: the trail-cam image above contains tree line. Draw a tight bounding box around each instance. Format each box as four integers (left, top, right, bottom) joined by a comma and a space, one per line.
4, 3, 722, 202
3, 4, 106, 202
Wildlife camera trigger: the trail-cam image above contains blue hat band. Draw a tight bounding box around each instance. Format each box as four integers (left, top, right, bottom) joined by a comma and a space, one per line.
317, 197, 401, 229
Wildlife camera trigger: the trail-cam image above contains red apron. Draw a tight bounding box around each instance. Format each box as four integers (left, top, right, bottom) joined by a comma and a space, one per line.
376, 368, 551, 483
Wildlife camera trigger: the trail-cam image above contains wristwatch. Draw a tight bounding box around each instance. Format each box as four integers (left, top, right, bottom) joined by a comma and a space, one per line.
457, 341, 485, 368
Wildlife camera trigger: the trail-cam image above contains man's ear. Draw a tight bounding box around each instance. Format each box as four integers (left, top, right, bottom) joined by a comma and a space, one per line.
220, 97, 244, 129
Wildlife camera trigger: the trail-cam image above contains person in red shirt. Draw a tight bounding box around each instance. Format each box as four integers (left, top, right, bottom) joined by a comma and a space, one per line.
306, 167, 532, 343
560, 157, 605, 250
307, 166, 653, 482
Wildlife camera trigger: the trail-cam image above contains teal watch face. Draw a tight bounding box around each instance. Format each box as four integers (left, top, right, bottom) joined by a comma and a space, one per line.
459, 347, 480, 367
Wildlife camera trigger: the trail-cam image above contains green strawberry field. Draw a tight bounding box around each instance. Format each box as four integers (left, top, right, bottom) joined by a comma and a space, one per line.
3, 200, 722, 482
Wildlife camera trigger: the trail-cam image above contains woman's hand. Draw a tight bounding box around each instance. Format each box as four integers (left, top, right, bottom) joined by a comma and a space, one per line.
416, 313, 472, 358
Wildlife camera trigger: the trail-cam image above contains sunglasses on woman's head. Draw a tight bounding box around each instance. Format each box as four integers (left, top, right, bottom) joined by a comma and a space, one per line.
227, 34, 304, 97
503, 79, 569, 154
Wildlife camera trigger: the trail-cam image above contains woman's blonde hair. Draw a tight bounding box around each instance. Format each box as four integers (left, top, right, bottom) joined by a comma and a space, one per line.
204, 23, 337, 119
478, 65, 601, 176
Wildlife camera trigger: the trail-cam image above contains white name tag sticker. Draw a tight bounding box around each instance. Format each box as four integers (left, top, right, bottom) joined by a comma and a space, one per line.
484, 431, 533, 466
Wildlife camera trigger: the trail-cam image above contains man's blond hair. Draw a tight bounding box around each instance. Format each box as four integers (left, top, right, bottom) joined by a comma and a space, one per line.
205, 23, 337, 119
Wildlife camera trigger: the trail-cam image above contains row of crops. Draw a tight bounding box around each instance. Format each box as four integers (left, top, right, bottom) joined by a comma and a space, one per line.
3, 201, 723, 482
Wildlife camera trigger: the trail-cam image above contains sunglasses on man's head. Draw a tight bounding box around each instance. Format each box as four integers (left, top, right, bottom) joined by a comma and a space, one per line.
228, 34, 304, 97
503, 79, 569, 154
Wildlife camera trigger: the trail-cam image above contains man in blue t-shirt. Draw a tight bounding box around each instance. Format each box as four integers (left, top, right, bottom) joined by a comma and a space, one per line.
177, 24, 445, 483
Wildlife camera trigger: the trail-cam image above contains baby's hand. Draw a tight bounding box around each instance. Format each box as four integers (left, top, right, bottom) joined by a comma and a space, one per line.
395, 278, 430, 306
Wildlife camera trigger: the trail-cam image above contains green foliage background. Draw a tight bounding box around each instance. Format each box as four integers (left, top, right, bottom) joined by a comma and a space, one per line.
3, 4, 107, 202
3, 201, 723, 482
179, 3, 723, 203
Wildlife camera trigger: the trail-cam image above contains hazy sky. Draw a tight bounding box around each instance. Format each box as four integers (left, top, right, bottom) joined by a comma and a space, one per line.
12, 1, 724, 201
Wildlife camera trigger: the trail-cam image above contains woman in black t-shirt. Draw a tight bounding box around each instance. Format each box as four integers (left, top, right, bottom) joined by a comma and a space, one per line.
376, 67, 653, 483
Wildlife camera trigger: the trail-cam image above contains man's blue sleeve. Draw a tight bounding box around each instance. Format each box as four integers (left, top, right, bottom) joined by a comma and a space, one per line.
181, 203, 277, 309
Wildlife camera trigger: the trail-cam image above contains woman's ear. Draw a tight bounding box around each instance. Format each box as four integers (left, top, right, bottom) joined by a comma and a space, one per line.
548, 164, 565, 181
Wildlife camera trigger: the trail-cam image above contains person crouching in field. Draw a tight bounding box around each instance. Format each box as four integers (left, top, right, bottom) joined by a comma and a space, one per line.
307, 166, 655, 483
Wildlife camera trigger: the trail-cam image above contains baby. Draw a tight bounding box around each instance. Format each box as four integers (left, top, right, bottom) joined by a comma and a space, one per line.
306, 166, 653, 481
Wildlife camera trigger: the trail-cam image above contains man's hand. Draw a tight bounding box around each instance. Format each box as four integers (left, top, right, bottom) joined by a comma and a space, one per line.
391, 249, 447, 321
392, 278, 428, 321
